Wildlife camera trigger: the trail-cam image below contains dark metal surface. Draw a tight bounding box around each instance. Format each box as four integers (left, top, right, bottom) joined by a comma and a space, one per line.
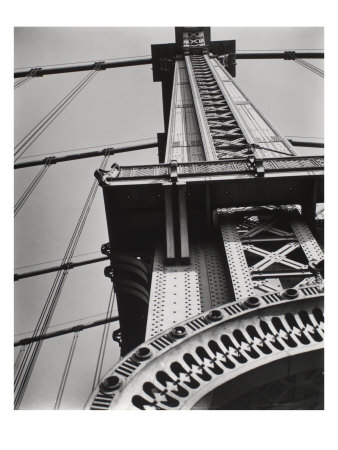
14, 52, 323, 79
14, 141, 158, 169
236, 51, 324, 59
14, 256, 109, 281
288, 140, 324, 148
14, 56, 153, 78
14, 314, 119, 347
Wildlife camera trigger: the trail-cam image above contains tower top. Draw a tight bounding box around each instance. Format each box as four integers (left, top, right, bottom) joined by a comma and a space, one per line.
151, 27, 236, 82
174, 27, 211, 47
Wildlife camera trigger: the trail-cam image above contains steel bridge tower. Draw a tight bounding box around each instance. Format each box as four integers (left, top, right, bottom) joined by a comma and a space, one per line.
87, 27, 324, 410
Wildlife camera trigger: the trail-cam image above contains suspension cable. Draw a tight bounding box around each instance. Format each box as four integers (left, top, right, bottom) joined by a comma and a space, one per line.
92, 287, 116, 391
14, 63, 103, 162
14, 70, 95, 157
14, 152, 110, 409
54, 331, 79, 410
14, 68, 40, 89
14, 157, 54, 217
295, 58, 324, 78
14, 77, 32, 90
14, 346, 26, 371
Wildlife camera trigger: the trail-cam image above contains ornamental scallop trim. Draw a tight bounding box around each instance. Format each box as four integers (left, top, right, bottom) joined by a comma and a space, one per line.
86, 286, 323, 410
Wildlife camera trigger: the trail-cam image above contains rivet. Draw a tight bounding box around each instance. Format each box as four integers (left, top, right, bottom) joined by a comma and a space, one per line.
283, 288, 299, 299
99, 375, 121, 394
244, 296, 261, 308
207, 309, 223, 322
171, 326, 187, 339
133, 346, 152, 361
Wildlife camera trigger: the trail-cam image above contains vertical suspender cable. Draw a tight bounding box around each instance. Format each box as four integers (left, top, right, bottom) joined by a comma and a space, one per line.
14, 157, 54, 217
14, 63, 103, 162
14, 152, 110, 409
91, 287, 116, 391
54, 331, 79, 410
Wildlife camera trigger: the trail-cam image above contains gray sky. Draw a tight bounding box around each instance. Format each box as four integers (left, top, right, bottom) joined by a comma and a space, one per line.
14, 27, 324, 409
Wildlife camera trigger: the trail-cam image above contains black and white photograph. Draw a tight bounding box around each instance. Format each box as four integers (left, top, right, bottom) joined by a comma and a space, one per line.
14, 25, 324, 412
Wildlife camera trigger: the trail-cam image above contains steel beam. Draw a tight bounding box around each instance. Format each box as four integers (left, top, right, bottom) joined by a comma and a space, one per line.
177, 184, 190, 264
13, 52, 324, 79
14, 57, 153, 78
288, 140, 324, 149
164, 185, 176, 264
14, 314, 119, 347
236, 52, 324, 59
14, 141, 158, 169
14, 256, 109, 281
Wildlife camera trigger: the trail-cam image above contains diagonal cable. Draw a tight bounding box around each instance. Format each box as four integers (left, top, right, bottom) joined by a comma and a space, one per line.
14, 157, 54, 217
14, 152, 110, 409
54, 331, 79, 410
14, 64, 102, 161
91, 287, 116, 391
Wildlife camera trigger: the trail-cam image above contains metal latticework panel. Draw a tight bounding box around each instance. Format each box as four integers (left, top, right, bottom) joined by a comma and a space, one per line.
219, 218, 255, 300
206, 56, 296, 159
165, 60, 205, 162
289, 216, 324, 263
218, 207, 323, 300
146, 240, 230, 339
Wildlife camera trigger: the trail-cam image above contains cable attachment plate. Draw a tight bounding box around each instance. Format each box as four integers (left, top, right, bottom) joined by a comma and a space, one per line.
246, 152, 265, 177
169, 160, 178, 182
284, 51, 296, 60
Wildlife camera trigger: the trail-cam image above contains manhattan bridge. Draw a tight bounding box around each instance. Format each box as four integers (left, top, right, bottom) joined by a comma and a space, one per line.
14, 27, 324, 410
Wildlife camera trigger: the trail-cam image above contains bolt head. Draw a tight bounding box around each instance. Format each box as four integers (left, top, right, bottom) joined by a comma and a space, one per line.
171, 326, 187, 339
207, 309, 223, 322
245, 296, 260, 308
133, 346, 152, 361
99, 375, 121, 394
283, 288, 299, 299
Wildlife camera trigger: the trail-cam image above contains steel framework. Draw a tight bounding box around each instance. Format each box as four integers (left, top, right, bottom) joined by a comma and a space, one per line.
85, 27, 324, 410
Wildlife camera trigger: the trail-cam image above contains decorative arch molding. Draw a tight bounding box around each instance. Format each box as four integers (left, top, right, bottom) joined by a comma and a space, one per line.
85, 284, 323, 410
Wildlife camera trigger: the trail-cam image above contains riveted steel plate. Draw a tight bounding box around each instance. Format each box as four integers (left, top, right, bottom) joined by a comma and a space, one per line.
289, 216, 324, 262
165, 60, 205, 163
218, 213, 255, 300
146, 240, 231, 339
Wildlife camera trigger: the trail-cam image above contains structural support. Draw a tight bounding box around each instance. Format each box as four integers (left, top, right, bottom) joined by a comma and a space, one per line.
14, 56, 153, 78
14, 52, 324, 79
15, 315, 119, 347
178, 183, 190, 264
14, 141, 158, 169
14, 256, 109, 281
236, 51, 324, 60
164, 184, 176, 264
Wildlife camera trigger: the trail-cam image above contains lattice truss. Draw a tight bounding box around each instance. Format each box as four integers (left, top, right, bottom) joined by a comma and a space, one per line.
218, 207, 324, 300
189, 55, 248, 159
183, 31, 205, 48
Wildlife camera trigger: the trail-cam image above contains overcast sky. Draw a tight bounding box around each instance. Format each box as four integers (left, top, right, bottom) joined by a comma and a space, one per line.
14, 27, 324, 409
